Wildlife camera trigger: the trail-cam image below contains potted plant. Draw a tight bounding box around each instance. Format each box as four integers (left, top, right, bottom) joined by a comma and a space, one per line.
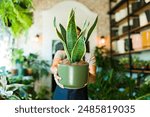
11, 48, 25, 76
23, 53, 38, 75
119, 57, 129, 69
148, 61, 150, 70
54, 9, 98, 89
24, 53, 50, 80
0, 67, 20, 100
132, 56, 140, 69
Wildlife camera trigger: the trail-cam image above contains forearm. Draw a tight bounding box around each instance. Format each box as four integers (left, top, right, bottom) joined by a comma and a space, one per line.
88, 65, 96, 83
88, 72, 96, 83
50, 66, 57, 74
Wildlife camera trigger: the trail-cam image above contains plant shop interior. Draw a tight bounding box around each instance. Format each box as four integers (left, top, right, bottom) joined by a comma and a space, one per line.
0, 0, 150, 100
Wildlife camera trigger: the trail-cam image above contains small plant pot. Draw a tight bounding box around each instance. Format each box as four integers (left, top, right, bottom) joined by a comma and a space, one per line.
11, 69, 17, 75
124, 64, 130, 69
58, 63, 89, 89
148, 65, 150, 70
141, 66, 147, 70
27, 68, 32, 75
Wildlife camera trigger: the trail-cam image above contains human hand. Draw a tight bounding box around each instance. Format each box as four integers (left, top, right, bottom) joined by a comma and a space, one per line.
88, 72, 96, 84
53, 68, 64, 88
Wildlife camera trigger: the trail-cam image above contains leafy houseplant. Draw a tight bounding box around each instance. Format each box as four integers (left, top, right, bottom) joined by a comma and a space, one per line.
54, 9, 98, 89
24, 53, 50, 80
88, 47, 136, 100
11, 48, 24, 65
0, 67, 20, 100
11, 48, 25, 76
0, 0, 33, 37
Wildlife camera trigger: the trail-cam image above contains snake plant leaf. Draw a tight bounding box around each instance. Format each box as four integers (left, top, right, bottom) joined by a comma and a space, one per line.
71, 35, 86, 62
66, 10, 77, 57
78, 22, 89, 40
59, 24, 66, 43
54, 9, 98, 63
55, 27, 64, 42
53, 17, 57, 28
81, 20, 90, 32
53, 17, 64, 42
69, 9, 75, 19
86, 16, 98, 42
55, 26, 70, 60
53, 18, 70, 60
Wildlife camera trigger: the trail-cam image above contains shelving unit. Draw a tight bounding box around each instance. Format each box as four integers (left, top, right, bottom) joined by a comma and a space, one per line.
112, 2, 150, 27
109, 0, 150, 76
113, 47, 150, 56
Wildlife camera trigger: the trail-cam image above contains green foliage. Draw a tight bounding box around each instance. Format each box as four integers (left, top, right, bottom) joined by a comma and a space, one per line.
24, 53, 50, 80
136, 75, 150, 100
54, 9, 98, 63
0, 67, 21, 100
11, 48, 25, 65
88, 47, 136, 100
35, 86, 51, 100
0, 0, 33, 37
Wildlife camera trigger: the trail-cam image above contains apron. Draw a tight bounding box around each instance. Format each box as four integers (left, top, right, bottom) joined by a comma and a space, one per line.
53, 85, 88, 100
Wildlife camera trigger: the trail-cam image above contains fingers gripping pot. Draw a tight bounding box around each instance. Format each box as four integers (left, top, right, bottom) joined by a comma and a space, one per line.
58, 63, 89, 89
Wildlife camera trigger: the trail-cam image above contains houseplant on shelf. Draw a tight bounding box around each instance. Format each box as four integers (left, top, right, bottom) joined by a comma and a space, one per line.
54, 9, 98, 89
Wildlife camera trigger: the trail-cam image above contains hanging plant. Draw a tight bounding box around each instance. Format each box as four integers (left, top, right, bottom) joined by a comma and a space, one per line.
0, 0, 33, 37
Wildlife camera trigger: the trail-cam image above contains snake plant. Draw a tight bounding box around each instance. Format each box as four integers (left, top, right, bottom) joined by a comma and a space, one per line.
54, 9, 98, 63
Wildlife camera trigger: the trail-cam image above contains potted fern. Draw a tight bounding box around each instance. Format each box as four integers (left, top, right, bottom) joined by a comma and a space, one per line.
54, 9, 98, 89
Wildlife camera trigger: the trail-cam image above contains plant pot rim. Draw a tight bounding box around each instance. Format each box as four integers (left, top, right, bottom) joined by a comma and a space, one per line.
58, 62, 89, 66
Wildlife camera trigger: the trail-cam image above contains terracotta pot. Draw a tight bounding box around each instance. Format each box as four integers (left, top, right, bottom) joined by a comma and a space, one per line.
58, 63, 89, 89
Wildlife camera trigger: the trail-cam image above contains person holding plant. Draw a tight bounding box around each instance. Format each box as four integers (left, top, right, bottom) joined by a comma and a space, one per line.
51, 27, 96, 100
51, 9, 97, 100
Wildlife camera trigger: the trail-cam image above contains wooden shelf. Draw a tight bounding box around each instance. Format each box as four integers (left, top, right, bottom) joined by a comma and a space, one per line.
112, 32, 128, 41
109, 0, 150, 77
112, 47, 150, 56
113, 16, 128, 27
112, 52, 129, 56
131, 69, 150, 74
133, 2, 150, 15
109, 0, 135, 14
130, 22, 150, 33
112, 2, 150, 27
113, 4, 150, 27
130, 47, 150, 53
112, 22, 150, 41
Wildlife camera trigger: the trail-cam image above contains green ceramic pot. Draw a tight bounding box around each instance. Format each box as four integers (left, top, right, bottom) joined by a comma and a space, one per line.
57, 63, 89, 89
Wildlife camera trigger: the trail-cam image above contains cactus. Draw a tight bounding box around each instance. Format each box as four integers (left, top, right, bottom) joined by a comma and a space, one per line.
54, 9, 98, 63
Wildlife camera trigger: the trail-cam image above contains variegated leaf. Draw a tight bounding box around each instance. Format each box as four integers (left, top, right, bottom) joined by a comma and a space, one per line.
59, 24, 66, 43
66, 10, 77, 57
71, 35, 86, 62
86, 16, 98, 42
